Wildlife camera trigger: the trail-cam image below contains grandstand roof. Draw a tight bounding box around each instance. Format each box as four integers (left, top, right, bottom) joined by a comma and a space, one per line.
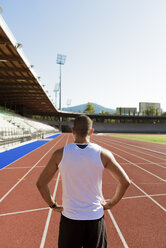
0, 15, 58, 116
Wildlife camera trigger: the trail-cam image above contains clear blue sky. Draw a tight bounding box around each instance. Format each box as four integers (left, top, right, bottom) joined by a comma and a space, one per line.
1, 0, 166, 111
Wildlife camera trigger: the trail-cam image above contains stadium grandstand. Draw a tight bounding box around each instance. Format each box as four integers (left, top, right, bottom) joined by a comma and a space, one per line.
0, 12, 166, 151
0, 14, 60, 149
0, 109, 58, 150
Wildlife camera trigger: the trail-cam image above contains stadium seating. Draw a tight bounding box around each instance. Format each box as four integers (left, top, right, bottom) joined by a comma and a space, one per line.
0, 110, 59, 150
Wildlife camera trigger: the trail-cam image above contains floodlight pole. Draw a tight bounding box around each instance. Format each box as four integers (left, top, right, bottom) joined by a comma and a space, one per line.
56, 54, 66, 131
54, 83, 60, 108
59, 63, 62, 110
56, 54, 66, 111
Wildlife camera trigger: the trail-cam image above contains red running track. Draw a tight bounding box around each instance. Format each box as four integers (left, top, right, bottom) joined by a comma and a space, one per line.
0, 133, 165, 248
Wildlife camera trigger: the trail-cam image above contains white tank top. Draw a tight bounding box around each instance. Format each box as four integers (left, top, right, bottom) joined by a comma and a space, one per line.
58, 142, 104, 220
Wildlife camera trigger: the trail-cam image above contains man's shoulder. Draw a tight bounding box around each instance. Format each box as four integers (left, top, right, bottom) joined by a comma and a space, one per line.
100, 147, 114, 168
100, 146, 113, 157
89, 142, 101, 150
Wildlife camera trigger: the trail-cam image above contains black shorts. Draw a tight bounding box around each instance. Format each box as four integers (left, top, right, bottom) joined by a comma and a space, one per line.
58, 214, 108, 248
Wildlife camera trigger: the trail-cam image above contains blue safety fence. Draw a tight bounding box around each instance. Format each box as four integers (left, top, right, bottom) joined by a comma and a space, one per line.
0, 140, 49, 170
45, 133, 61, 139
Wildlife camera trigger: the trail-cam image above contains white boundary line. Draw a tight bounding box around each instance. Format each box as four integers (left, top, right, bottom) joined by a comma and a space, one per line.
93, 138, 166, 212
108, 141, 166, 169
100, 136, 166, 156
111, 141, 166, 162
0, 207, 49, 217
0, 134, 62, 171
123, 193, 166, 200
93, 138, 129, 247
40, 135, 69, 248
132, 182, 166, 212
108, 153, 166, 211
120, 162, 166, 165
0, 135, 64, 203
1, 194, 165, 218
40, 172, 61, 248
107, 210, 129, 248
93, 138, 166, 183
4, 166, 45, 169
98, 138, 166, 170
112, 149, 166, 182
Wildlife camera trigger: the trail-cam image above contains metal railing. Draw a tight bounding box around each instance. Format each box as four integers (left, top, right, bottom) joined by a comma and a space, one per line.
0, 127, 56, 151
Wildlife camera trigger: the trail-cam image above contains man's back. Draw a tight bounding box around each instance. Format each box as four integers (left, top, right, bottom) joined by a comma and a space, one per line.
59, 142, 104, 220
36, 115, 131, 248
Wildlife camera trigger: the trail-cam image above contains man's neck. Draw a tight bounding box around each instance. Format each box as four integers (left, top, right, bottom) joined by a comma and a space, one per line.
74, 136, 90, 144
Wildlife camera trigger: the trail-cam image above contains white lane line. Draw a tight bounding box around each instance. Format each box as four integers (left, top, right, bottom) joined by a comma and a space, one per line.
112, 149, 166, 182
98, 138, 166, 170
108, 162, 166, 212
106, 153, 166, 211
1, 194, 165, 218
108, 155, 166, 210
109, 142, 166, 169
0, 135, 64, 203
107, 210, 129, 248
99, 136, 166, 156
4, 166, 45, 169
132, 182, 166, 212
120, 162, 166, 165
40, 135, 69, 248
40, 172, 61, 248
93, 138, 166, 212
99, 140, 129, 247
122, 193, 166, 200
0, 207, 49, 217
112, 142, 166, 163
94, 138, 166, 183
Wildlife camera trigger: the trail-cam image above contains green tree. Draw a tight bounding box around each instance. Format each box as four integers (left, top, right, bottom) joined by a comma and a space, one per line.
144, 106, 157, 116
114, 109, 120, 115
100, 110, 111, 115
99, 110, 111, 123
83, 103, 95, 114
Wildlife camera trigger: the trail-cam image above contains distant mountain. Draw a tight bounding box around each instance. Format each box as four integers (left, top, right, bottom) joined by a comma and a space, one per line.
62, 102, 115, 114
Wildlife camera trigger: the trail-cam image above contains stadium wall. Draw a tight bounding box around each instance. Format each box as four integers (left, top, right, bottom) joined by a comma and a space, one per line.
42, 121, 166, 133
93, 122, 166, 133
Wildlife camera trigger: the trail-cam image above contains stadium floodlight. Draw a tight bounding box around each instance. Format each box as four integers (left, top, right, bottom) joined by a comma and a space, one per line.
56, 54, 67, 110
56, 54, 66, 65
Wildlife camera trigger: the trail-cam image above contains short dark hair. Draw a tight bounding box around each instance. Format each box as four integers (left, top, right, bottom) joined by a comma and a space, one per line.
73, 115, 93, 137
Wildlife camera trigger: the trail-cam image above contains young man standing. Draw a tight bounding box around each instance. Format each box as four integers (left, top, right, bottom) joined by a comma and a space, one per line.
36, 115, 131, 248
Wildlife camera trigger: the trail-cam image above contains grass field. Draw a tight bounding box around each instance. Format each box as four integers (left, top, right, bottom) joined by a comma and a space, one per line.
107, 134, 166, 145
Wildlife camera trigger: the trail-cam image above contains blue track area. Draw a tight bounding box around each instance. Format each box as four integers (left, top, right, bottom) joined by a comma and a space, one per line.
0, 140, 49, 170
46, 133, 61, 139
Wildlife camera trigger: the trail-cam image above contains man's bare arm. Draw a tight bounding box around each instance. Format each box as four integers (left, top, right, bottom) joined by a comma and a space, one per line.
36, 148, 63, 212
101, 148, 131, 210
